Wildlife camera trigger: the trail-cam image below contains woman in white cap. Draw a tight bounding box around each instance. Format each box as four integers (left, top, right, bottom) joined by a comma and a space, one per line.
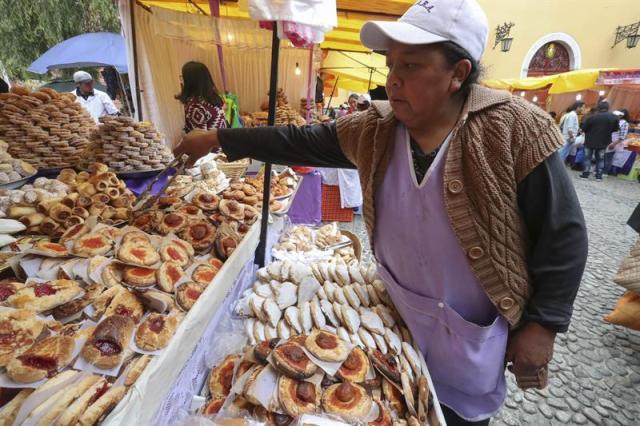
71, 70, 119, 123
176, 1, 587, 424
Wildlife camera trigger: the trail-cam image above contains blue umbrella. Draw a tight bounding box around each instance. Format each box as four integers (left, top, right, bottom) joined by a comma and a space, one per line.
28, 32, 128, 74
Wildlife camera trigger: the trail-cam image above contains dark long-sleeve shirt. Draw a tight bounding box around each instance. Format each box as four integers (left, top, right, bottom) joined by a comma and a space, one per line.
219, 123, 587, 332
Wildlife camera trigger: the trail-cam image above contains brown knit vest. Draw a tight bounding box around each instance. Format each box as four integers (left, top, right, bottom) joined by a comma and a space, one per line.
336, 85, 563, 328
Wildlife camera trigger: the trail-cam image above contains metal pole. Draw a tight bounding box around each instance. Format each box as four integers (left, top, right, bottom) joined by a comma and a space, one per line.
305, 47, 314, 124
367, 68, 374, 92
130, 0, 143, 120
116, 70, 133, 117
325, 76, 339, 113
254, 28, 280, 267
208, 0, 229, 92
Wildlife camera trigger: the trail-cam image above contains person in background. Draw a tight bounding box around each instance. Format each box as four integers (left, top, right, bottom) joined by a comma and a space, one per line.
558, 101, 585, 161
176, 0, 588, 423
605, 109, 631, 176
0, 78, 8, 94
548, 111, 557, 121
347, 94, 359, 114
356, 94, 372, 112
580, 101, 620, 181
71, 70, 119, 123
176, 61, 227, 133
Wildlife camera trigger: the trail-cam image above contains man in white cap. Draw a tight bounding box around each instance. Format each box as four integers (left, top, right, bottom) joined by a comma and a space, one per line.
71, 70, 119, 123
356, 93, 371, 111
176, 2, 587, 424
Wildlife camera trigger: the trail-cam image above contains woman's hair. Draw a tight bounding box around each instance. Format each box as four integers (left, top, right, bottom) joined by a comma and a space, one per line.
566, 101, 585, 113
348, 94, 359, 102
437, 41, 481, 97
175, 61, 223, 107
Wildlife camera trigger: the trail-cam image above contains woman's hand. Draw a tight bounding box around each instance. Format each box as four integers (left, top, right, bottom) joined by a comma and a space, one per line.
506, 322, 556, 389
173, 129, 220, 167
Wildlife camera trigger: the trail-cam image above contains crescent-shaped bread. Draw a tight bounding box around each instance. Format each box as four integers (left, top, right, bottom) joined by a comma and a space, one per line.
277, 375, 320, 417
304, 330, 349, 363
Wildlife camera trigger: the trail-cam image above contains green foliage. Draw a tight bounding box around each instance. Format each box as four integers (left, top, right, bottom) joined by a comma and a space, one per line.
0, 0, 121, 80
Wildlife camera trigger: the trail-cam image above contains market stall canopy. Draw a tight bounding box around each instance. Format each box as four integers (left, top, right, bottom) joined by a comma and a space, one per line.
28, 32, 128, 74
139, 0, 414, 52
321, 50, 387, 91
483, 69, 619, 94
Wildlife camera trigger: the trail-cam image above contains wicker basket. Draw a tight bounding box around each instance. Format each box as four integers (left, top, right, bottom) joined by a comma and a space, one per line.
340, 230, 362, 261
216, 158, 250, 179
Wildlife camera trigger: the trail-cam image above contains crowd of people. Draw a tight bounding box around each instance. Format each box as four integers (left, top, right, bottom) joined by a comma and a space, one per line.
557, 100, 632, 180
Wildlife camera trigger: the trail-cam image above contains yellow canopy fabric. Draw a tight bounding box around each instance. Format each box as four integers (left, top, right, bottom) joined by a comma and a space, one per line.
139, 0, 413, 52
321, 50, 388, 91
483, 69, 619, 94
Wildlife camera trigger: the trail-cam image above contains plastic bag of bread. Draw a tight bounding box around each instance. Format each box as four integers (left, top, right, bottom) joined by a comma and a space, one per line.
604, 290, 640, 331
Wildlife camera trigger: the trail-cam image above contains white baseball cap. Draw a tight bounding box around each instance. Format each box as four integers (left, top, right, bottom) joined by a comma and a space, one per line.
360, 0, 489, 62
357, 94, 372, 104
613, 110, 624, 117
73, 71, 93, 83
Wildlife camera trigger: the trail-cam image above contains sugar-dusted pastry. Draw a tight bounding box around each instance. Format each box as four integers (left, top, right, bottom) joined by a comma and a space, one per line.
135, 313, 180, 351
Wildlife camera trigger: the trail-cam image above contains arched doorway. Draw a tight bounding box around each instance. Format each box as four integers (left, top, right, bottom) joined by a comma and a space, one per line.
527, 42, 571, 77
520, 33, 582, 78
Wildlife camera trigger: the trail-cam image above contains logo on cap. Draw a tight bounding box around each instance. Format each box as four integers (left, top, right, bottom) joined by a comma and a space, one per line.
416, 0, 435, 13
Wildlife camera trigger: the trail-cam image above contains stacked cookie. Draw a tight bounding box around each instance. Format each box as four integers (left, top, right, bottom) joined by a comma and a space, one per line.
0, 87, 94, 169
0, 139, 38, 184
88, 117, 174, 172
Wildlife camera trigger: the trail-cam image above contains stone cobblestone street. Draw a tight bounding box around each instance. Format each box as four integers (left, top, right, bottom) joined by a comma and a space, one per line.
341, 171, 640, 425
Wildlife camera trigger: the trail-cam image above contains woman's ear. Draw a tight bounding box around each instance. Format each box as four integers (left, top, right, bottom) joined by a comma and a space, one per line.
449, 59, 472, 94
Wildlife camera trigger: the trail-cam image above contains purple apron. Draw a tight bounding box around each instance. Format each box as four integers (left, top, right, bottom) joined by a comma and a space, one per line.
374, 125, 508, 421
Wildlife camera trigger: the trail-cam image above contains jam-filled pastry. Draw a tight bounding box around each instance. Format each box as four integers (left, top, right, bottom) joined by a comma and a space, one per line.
179, 221, 216, 252
192, 192, 220, 211
156, 261, 185, 293
157, 212, 189, 235
191, 264, 219, 286
271, 340, 317, 380
73, 233, 113, 257
81, 315, 135, 369
6, 335, 75, 383
159, 242, 190, 267
6, 280, 84, 313
176, 282, 205, 311
304, 330, 349, 363
34, 241, 69, 257
130, 211, 161, 233
322, 382, 373, 420
123, 266, 157, 288
0, 309, 45, 367
278, 376, 320, 417
117, 243, 160, 266
135, 313, 180, 351
208, 354, 239, 399
337, 347, 370, 383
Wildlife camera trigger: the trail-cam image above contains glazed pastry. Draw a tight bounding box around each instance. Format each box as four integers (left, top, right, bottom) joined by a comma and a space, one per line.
0, 309, 45, 367
6, 335, 75, 383
322, 382, 373, 420
73, 233, 113, 256
123, 266, 157, 288
159, 242, 190, 267
278, 376, 320, 417
176, 282, 205, 311
135, 313, 180, 351
156, 261, 185, 293
208, 354, 239, 399
81, 315, 135, 369
180, 220, 216, 252
157, 212, 188, 235
117, 242, 160, 266
305, 330, 349, 363
192, 192, 220, 211
6, 280, 84, 313
337, 347, 370, 383
192, 263, 219, 286
271, 341, 317, 379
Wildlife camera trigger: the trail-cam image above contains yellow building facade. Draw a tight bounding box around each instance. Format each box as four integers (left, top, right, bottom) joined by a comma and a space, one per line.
478, 0, 640, 79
